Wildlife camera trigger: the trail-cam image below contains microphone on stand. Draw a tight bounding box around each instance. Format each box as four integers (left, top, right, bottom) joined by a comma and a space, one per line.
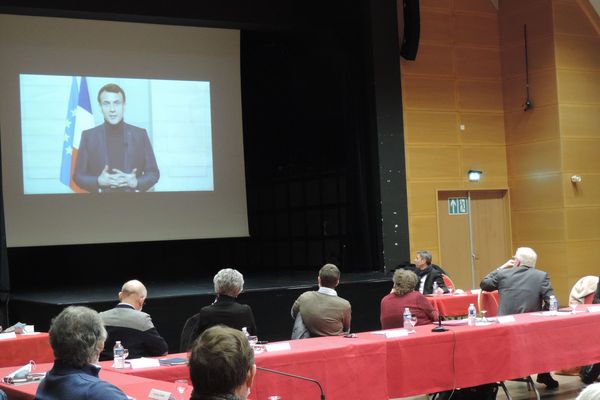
256, 366, 325, 400
431, 316, 448, 332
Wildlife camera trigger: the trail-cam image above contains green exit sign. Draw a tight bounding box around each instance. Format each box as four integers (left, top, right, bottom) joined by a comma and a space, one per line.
448, 197, 469, 215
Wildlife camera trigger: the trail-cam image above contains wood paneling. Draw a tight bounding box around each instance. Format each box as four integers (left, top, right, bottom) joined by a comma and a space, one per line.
511, 209, 566, 242
557, 70, 600, 104
406, 145, 461, 178
402, 77, 456, 110
408, 215, 439, 248
501, 69, 558, 112
499, 1, 553, 45
420, 10, 454, 44
567, 240, 600, 277
555, 35, 600, 71
504, 106, 560, 145
563, 139, 600, 172
461, 145, 508, 179
508, 174, 564, 210
455, 14, 499, 46
403, 111, 459, 144
507, 140, 562, 176
401, 44, 454, 76
566, 207, 600, 240
553, 0, 599, 36
454, 0, 497, 14
559, 105, 600, 138
457, 80, 503, 111
563, 173, 600, 206
455, 47, 501, 78
458, 113, 505, 144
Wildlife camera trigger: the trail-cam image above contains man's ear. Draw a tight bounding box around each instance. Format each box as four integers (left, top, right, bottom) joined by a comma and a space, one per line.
247, 364, 256, 388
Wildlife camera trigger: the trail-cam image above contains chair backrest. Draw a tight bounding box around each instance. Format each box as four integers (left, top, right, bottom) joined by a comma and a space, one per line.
584, 292, 596, 304
442, 274, 455, 291
569, 275, 599, 304
478, 290, 499, 317
180, 313, 202, 352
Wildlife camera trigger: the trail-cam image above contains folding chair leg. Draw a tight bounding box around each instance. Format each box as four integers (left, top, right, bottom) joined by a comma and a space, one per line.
499, 381, 512, 400
525, 376, 541, 400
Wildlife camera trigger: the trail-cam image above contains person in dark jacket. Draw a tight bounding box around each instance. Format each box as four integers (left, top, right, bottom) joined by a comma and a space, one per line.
35, 306, 128, 400
580, 276, 600, 384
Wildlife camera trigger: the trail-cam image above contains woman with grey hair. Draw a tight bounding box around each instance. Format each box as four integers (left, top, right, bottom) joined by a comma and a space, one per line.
180, 268, 257, 352
35, 306, 129, 400
380, 269, 439, 329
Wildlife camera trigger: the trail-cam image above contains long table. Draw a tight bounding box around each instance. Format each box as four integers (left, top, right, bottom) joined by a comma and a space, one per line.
5, 309, 600, 400
0, 333, 54, 368
426, 291, 499, 318
0, 363, 191, 400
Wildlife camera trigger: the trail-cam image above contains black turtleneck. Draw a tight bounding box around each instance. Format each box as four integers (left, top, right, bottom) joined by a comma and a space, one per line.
105, 121, 125, 172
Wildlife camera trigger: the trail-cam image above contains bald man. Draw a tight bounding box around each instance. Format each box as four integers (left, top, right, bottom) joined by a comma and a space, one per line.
99, 280, 168, 361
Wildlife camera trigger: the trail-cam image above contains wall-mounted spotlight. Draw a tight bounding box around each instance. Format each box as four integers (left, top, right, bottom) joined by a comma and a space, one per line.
570, 175, 582, 183
468, 170, 482, 182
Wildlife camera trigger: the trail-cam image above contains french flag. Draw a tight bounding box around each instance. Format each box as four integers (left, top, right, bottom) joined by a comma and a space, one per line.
59, 76, 94, 192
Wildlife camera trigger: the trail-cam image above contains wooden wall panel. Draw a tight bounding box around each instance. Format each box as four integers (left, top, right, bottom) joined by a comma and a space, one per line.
458, 113, 505, 144
457, 80, 503, 111
455, 14, 499, 46
567, 240, 600, 277
501, 69, 558, 112
405, 145, 461, 179
454, 0, 497, 13
504, 106, 560, 145
507, 140, 562, 176
566, 207, 600, 240
553, 0, 599, 36
403, 111, 459, 144
455, 47, 501, 78
557, 70, 600, 104
564, 173, 600, 206
534, 241, 568, 303
461, 145, 508, 179
421, 0, 451, 10
408, 215, 439, 249
420, 10, 454, 44
511, 210, 566, 242
508, 174, 564, 210
499, 1, 554, 45
402, 77, 456, 109
400, 44, 454, 76
555, 35, 600, 70
563, 139, 600, 172
559, 105, 600, 138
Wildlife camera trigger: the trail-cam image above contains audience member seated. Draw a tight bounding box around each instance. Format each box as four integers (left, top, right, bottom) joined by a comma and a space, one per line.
413, 250, 448, 295
291, 263, 351, 337
380, 269, 438, 329
180, 268, 256, 351
99, 279, 168, 361
35, 306, 129, 400
480, 246, 559, 390
577, 383, 600, 400
188, 325, 255, 400
580, 276, 600, 385
570, 275, 599, 304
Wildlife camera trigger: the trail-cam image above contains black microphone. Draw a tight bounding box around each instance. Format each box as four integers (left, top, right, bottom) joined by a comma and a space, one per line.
256, 366, 325, 400
431, 316, 448, 332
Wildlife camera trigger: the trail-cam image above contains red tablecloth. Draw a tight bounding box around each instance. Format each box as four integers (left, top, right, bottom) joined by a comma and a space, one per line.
0, 362, 189, 400
99, 354, 190, 382
0, 333, 54, 368
427, 291, 499, 317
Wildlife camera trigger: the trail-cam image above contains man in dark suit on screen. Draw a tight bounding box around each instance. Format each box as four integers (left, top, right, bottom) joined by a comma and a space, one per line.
73, 83, 159, 193
480, 246, 559, 389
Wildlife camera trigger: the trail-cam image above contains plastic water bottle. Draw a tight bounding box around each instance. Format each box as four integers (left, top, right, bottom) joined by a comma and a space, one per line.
467, 303, 477, 326
113, 341, 125, 369
549, 295, 558, 315
403, 307, 412, 329
432, 281, 439, 295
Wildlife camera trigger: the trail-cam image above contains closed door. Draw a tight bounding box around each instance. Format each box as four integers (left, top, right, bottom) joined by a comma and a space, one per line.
437, 190, 511, 290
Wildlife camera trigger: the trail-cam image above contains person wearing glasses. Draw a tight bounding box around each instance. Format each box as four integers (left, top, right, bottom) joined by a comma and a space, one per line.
99, 279, 168, 360
73, 83, 160, 192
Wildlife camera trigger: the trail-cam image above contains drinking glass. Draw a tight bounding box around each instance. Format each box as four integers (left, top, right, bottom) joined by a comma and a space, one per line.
175, 379, 188, 400
481, 310, 488, 323
570, 300, 579, 313
410, 315, 417, 328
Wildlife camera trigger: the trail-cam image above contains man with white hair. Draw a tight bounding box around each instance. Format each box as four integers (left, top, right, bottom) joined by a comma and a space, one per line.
480, 247, 558, 389
99, 279, 168, 360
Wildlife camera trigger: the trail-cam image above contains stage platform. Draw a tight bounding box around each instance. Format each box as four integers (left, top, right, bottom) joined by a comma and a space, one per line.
7, 271, 392, 352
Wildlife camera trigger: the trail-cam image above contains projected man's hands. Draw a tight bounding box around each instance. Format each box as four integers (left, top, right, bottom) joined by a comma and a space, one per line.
97, 165, 138, 189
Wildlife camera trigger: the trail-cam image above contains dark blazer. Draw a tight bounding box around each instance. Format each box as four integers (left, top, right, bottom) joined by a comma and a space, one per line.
480, 265, 555, 315
73, 123, 159, 192
421, 268, 449, 295
179, 295, 256, 351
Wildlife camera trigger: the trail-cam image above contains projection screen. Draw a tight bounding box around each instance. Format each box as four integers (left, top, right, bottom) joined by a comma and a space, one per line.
0, 14, 248, 247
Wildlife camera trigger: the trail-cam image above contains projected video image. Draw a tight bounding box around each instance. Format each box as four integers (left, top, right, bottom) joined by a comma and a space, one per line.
20, 75, 214, 194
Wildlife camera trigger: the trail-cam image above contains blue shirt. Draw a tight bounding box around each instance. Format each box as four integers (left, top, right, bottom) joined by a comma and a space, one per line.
35, 360, 128, 400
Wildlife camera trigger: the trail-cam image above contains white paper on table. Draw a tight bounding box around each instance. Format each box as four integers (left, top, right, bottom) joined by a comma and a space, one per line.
497, 315, 516, 323
470, 289, 481, 295
370, 329, 410, 338
0, 332, 17, 340
148, 388, 175, 400
128, 357, 161, 369
588, 306, 600, 313
265, 342, 292, 352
